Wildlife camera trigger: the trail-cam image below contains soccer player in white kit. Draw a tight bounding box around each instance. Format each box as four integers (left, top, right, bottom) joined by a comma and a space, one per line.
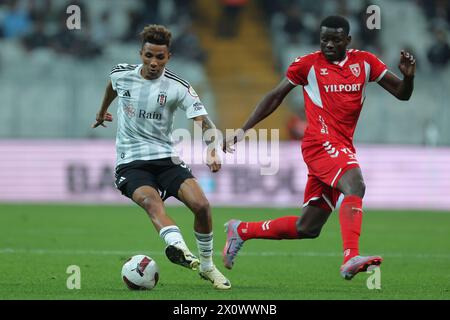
92, 25, 230, 290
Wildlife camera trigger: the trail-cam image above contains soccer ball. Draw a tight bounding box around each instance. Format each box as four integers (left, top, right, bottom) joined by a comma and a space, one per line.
121, 254, 159, 290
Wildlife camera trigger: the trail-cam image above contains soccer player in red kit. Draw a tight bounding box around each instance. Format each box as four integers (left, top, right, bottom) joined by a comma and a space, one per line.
222, 16, 416, 280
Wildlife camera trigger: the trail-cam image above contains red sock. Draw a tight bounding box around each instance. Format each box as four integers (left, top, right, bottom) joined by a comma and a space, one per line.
339, 195, 363, 264
237, 216, 299, 241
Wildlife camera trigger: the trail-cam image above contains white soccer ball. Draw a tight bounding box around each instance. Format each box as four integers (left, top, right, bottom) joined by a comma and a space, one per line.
121, 254, 159, 290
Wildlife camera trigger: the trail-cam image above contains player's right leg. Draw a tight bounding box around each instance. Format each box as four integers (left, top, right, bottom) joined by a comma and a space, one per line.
176, 178, 231, 290
304, 142, 383, 280
115, 161, 199, 270
336, 167, 383, 280
131, 186, 200, 270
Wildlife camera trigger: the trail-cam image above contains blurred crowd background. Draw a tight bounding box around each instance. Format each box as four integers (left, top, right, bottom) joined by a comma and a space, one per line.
0, 0, 449, 145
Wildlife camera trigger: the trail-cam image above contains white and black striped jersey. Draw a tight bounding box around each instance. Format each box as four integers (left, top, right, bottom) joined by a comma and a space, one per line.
110, 63, 208, 166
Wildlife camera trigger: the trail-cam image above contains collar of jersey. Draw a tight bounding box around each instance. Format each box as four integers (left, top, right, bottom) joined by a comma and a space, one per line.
331, 54, 348, 67
320, 50, 349, 67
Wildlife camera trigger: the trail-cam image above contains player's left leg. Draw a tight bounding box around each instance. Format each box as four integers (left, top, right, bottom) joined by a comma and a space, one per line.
177, 178, 231, 290
336, 167, 383, 280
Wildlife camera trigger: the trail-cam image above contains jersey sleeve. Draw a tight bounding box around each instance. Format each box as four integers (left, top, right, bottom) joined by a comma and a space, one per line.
109, 64, 128, 91
364, 52, 388, 82
286, 56, 310, 86
178, 85, 208, 119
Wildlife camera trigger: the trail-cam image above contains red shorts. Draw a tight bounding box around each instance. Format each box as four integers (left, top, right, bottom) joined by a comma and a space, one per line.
301, 140, 360, 212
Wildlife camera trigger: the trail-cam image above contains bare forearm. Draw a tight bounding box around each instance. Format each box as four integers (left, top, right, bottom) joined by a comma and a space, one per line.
242, 91, 283, 131
99, 81, 117, 114
193, 115, 218, 146
397, 76, 414, 101
378, 71, 415, 101
202, 116, 218, 145
194, 115, 222, 172
391, 50, 415, 101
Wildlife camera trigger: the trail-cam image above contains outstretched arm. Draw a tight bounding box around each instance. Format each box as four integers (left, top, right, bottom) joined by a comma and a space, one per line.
193, 115, 221, 173
223, 79, 295, 151
241, 79, 296, 132
378, 50, 415, 101
92, 80, 117, 128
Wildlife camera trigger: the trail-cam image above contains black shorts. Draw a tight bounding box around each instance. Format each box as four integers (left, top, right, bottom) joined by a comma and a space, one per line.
114, 157, 194, 201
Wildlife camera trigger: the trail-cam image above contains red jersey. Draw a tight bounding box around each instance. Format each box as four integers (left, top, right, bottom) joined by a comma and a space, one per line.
286, 49, 387, 149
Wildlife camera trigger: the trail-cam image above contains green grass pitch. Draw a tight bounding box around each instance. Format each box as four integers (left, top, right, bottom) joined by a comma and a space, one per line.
0, 204, 449, 300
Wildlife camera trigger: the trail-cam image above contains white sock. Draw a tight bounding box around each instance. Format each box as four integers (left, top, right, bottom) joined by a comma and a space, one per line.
194, 231, 214, 271
159, 225, 187, 248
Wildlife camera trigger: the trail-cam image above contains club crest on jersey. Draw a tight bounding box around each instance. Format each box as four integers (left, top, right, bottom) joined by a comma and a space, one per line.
349, 63, 360, 77
157, 92, 167, 106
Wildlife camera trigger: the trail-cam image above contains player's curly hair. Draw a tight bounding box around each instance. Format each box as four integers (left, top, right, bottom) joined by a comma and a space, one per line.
140, 24, 172, 48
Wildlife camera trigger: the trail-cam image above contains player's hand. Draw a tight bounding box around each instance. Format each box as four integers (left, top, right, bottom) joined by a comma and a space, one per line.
222, 129, 245, 153
92, 112, 113, 128
206, 147, 222, 173
398, 50, 416, 78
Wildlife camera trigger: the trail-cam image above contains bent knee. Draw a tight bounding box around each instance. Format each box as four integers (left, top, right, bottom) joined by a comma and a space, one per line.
140, 196, 164, 216
344, 180, 366, 198
351, 180, 366, 198
190, 198, 210, 215
296, 226, 321, 239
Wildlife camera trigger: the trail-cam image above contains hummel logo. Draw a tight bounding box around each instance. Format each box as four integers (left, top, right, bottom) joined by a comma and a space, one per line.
320, 68, 328, 75
123, 90, 130, 97
262, 220, 271, 231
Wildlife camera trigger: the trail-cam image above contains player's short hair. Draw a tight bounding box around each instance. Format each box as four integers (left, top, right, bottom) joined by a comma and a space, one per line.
320, 16, 350, 35
140, 24, 172, 48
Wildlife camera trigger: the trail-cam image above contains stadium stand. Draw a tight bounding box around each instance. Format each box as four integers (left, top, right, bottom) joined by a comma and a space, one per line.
265, 0, 450, 145
0, 0, 449, 145
0, 0, 214, 138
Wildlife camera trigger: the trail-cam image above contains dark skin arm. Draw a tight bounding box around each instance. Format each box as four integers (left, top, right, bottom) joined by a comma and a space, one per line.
92, 80, 117, 128
242, 79, 296, 131
378, 50, 415, 101
223, 79, 295, 151
193, 115, 222, 172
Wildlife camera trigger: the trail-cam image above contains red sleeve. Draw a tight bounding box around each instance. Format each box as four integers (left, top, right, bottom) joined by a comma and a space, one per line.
286, 56, 310, 86
364, 51, 388, 82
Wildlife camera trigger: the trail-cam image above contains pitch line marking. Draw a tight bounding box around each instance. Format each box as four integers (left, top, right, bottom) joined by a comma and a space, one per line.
0, 247, 449, 259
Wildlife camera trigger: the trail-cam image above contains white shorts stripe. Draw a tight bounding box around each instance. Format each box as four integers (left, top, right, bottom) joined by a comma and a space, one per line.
322, 194, 335, 211
302, 196, 321, 208
331, 168, 342, 187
